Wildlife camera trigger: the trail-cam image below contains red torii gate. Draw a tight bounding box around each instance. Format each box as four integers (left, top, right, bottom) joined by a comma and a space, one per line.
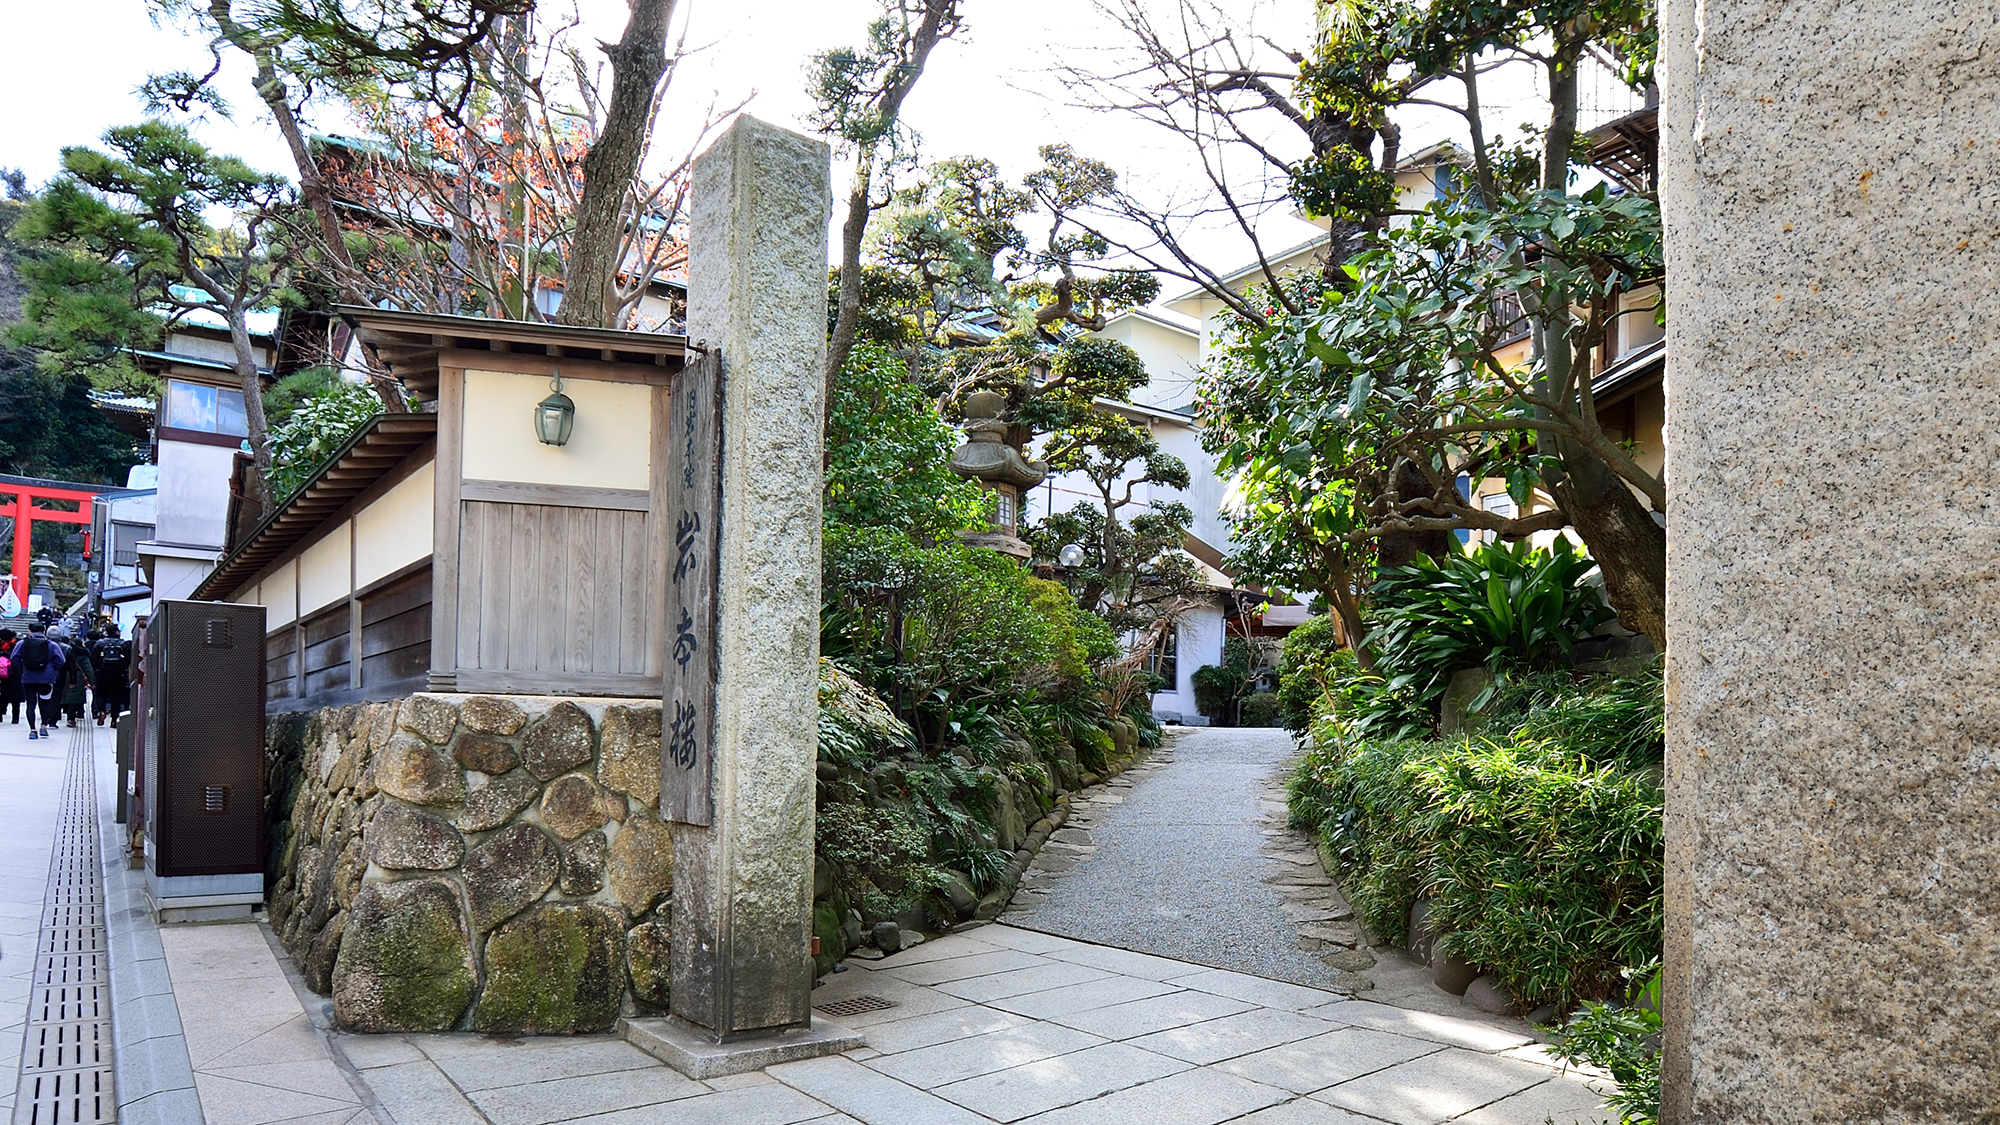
0, 475, 104, 604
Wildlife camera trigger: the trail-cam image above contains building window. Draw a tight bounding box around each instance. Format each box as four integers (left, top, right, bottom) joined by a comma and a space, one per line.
163, 380, 249, 438
1149, 631, 1179, 686
1481, 491, 1516, 544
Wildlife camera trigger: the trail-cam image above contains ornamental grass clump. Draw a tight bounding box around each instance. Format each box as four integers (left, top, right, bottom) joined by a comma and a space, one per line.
1290, 675, 1665, 1012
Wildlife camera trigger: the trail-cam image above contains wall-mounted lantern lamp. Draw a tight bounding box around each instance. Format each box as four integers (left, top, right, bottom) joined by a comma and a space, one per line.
535, 371, 576, 446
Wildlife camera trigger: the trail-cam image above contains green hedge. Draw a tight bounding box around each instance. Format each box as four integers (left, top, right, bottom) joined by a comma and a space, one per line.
1290, 676, 1664, 1011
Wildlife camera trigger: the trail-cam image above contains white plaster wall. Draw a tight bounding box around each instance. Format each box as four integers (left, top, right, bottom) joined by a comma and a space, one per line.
353, 463, 436, 588
151, 558, 212, 604
1152, 601, 1224, 719
261, 558, 298, 629
1027, 416, 1234, 558
297, 521, 352, 615
1092, 315, 1202, 410
153, 440, 238, 549
460, 370, 652, 490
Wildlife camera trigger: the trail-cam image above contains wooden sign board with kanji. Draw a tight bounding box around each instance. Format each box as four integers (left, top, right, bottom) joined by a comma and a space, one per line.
661, 347, 721, 826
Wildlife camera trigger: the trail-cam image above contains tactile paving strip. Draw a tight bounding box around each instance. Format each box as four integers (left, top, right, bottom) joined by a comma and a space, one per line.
12, 725, 116, 1124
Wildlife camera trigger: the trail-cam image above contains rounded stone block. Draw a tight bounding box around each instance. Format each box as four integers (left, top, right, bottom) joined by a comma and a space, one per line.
457, 774, 540, 833
471, 904, 626, 1034
371, 803, 466, 871
523, 702, 595, 781
331, 879, 475, 1032
400, 695, 459, 745
597, 705, 661, 808
541, 775, 612, 840
463, 821, 559, 933
459, 695, 528, 735
453, 734, 521, 775
375, 732, 466, 807
626, 920, 672, 1008
560, 830, 608, 897
608, 814, 673, 917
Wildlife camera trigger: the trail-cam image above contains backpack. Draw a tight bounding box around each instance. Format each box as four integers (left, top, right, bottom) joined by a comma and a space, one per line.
0, 655, 11, 679
19, 636, 51, 672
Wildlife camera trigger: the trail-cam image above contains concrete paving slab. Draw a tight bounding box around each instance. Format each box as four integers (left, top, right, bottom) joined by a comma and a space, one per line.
931, 1041, 1188, 1122
1302, 1001, 1534, 1053
1167, 968, 1347, 1012
767, 1054, 992, 1125
969, 927, 1092, 956
425, 1036, 663, 1091
1451, 1071, 1612, 1125
931, 960, 1113, 1003
854, 1005, 1028, 1056
984, 975, 1180, 1021
1309, 1047, 1555, 1125
465, 1064, 708, 1125
1045, 988, 1256, 1040
1013, 1065, 1289, 1125
878, 949, 1052, 986
1214, 1027, 1444, 1093
862, 1021, 1105, 1089
1128, 1007, 1343, 1065
1230, 1099, 1385, 1124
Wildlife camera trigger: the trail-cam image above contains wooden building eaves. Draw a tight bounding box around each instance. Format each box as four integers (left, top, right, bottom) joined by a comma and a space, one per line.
335, 305, 691, 402
194, 412, 438, 601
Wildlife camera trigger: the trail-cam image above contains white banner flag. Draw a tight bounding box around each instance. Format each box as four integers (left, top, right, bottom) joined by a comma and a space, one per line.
0, 582, 20, 617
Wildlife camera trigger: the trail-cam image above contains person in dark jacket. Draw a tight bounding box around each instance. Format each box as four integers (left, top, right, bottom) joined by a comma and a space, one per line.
90, 624, 131, 725
59, 629, 93, 726
17, 622, 63, 739
0, 629, 20, 724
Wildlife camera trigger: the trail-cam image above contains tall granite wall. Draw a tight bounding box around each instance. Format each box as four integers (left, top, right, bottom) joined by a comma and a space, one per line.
267, 695, 675, 1034
1660, 0, 2000, 1118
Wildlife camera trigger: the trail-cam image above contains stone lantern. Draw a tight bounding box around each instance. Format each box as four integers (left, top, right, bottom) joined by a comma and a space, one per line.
949, 390, 1047, 559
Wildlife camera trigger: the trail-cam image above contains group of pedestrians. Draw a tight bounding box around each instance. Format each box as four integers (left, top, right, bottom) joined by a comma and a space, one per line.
0, 616, 133, 740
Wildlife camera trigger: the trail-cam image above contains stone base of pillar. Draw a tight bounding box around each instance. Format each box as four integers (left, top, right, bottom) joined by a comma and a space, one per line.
619, 1015, 864, 1080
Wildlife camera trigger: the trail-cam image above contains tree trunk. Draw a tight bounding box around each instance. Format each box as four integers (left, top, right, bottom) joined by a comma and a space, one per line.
1527, 35, 1667, 647
1375, 460, 1452, 568
824, 144, 876, 413
208, 0, 411, 412
226, 311, 275, 520
821, 0, 960, 385
1547, 443, 1667, 648
557, 0, 680, 328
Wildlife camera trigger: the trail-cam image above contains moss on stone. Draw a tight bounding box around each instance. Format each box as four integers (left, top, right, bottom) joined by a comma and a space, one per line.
472, 904, 625, 1034
626, 919, 672, 1008
331, 879, 475, 1032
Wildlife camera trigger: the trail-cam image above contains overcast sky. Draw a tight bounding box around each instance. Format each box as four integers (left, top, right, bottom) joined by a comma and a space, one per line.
2, 1, 1629, 305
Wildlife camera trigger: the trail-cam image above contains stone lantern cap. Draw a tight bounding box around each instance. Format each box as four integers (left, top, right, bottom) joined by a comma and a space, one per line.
950, 390, 1048, 489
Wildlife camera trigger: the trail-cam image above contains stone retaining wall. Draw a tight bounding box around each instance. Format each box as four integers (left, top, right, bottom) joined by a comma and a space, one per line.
266, 695, 673, 1035
267, 692, 1153, 1034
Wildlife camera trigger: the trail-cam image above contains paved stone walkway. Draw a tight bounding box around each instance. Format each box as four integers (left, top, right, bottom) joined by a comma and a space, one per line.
1001, 728, 1551, 1028
10, 718, 1614, 1124
1002, 729, 1360, 991
329, 924, 1607, 1125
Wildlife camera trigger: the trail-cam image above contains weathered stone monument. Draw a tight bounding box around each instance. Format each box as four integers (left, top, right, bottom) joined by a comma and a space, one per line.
1660, 2, 2000, 1119
626, 114, 855, 1072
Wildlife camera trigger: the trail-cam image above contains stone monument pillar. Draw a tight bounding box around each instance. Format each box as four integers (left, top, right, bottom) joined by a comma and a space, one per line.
1660, 2, 2000, 1119
633, 114, 847, 1067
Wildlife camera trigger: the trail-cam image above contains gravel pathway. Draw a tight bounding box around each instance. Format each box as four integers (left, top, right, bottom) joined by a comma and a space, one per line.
1002, 726, 1376, 993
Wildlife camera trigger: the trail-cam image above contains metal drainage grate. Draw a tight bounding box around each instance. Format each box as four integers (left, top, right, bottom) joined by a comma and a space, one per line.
815, 995, 898, 1018
13, 725, 117, 1124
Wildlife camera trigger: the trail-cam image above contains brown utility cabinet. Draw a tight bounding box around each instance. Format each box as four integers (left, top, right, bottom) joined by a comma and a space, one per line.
143, 599, 267, 920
